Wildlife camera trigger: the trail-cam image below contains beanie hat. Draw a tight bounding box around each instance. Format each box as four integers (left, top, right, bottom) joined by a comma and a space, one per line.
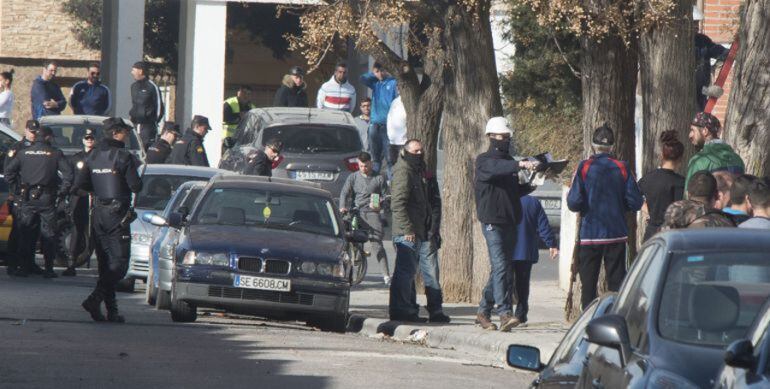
592, 124, 615, 146
692, 112, 721, 135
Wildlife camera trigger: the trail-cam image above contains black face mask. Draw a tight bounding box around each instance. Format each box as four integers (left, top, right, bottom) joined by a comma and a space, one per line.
403, 151, 424, 169
489, 138, 510, 153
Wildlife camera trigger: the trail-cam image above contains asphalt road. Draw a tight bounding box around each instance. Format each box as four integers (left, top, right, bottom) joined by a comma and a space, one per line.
0, 268, 536, 389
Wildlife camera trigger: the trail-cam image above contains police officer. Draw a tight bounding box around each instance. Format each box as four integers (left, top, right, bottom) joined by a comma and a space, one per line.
146, 122, 180, 164
62, 129, 97, 276
76, 117, 142, 322
168, 115, 210, 167
243, 139, 282, 176
222, 86, 255, 141
5, 126, 73, 278
3, 120, 38, 276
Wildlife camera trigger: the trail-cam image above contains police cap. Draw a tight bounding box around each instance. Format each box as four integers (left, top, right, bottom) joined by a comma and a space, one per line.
191, 115, 211, 131
162, 121, 182, 136
592, 124, 615, 146
26, 120, 40, 132
83, 128, 96, 139
103, 117, 133, 133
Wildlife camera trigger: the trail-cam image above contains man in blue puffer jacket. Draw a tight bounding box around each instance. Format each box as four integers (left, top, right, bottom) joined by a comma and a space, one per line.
567, 124, 643, 309
360, 63, 398, 175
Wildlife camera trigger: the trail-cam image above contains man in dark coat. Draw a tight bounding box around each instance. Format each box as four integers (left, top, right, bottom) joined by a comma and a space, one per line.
244, 139, 282, 176
146, 122, 181, 164
168, 116, 210, 167
273, 66, 308, 108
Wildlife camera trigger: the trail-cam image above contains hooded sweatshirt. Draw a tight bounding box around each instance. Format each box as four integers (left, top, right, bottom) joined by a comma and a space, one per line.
685, 140, 745, 190
316, 76, 356, 112
273, 75, 308, 108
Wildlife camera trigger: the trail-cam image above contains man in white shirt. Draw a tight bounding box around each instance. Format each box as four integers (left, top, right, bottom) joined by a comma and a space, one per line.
317, 62, 356, 112
386, 96, 407, 180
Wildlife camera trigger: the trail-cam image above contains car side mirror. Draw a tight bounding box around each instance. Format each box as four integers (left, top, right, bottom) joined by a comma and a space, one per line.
724, 339, 755, 369
223, 137, 236, 149
142, 212, 168, 227
345, 230, 369, 243
167, 212, 185, 229
585, 314, 632, 367
506, 345, 544, 372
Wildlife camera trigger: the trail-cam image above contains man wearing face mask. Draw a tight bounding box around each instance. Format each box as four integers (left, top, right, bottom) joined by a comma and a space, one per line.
474, 117, 539, 332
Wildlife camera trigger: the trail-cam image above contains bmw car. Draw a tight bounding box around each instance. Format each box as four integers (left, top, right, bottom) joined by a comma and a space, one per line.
146, 175, 367, 332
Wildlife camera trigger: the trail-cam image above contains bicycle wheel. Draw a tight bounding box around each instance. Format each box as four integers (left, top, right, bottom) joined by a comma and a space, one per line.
350, 245, 368, 286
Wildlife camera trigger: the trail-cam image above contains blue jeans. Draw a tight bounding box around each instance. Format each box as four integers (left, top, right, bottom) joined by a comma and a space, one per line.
418, 241, 444, 315
478, 223, 516, 318
367, 123, 390, 174
389, 236, 422, 318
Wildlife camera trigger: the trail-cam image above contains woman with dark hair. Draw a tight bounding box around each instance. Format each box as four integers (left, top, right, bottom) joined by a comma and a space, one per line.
639, 130, 686, 241
0, 69, 14, 125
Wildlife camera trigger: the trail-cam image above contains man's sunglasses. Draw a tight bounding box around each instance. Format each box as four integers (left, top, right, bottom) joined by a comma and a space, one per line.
84, 136, 95, 141
269, 147, 281, 154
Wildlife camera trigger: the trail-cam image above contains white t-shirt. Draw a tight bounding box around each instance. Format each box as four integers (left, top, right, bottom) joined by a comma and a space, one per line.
0, 90, 14, 119
386, 96, 407, 146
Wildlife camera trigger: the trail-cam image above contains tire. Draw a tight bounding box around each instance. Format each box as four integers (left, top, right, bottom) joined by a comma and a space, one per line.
156, 290, 171, 310
350, 246, 368, 286
170, 299, 197, 322
116, 278, 135, 293
310, 313, 348, 333
145, 266, 157, 306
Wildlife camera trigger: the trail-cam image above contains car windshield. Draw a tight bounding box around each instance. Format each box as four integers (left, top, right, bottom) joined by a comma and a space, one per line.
261, 125, 361, 154
192, 187, 339, 237
45, 123, 141, 150
135, 175, 208, 211
658, 252, 770, 347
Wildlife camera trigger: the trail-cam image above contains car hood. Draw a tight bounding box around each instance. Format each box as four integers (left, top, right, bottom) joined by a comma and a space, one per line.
186, 224, 345, 262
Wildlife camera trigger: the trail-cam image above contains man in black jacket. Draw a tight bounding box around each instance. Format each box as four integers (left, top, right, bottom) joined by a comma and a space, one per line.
244, 139, 282, 176
146, 122, 180, 164
273, 66, 308, 108
169, 115, 210, 167
4, 120, 37, 276
129, 62, 164, 146
474, 117, 538, 332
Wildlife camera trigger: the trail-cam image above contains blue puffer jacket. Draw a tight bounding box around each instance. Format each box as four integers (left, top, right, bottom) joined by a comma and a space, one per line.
567, 153, 643, 245
360, 72, 398, 125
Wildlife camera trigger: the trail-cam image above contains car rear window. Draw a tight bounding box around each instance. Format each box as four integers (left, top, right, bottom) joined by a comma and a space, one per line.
135, 175, 208, 211
193, 187, 339, 237
261, 125, 362, 154
45, 124, 141, 150
658, 252, 770, 347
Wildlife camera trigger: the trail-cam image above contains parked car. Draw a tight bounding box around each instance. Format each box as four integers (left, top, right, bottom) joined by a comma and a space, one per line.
144, 180, 208, 309
715, 297, 770, 388
507, 293, 617, 388
0, 176, 13, 258
119, 164, 227, 292
144, 174, 367, 331
0, 121, 22, 172
575, 228, 770, 389
219, 107, 363, 199
38, 115, 143, 156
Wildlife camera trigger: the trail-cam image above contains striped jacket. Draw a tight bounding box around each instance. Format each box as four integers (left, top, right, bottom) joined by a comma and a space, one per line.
316, 76, 356, 112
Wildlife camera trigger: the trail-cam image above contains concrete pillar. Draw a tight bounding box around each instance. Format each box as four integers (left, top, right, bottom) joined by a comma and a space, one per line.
177, 0, 227, 167
101, 0, 145, 118
559, 186, 577, 291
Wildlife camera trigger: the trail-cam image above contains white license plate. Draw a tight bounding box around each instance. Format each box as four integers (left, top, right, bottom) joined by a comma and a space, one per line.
233, 275, 291, 292
294, 171, 334, 181
540, 199, 562, 209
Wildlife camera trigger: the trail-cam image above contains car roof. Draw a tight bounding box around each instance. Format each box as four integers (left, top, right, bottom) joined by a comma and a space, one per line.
249, 107, 356, 127
38, 115, 110, 125
654, 228, 770, 252
145, 164, 230, 177
209, 174, 330, 198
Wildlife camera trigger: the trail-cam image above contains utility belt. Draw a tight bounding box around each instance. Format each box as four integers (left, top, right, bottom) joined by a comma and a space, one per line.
94, 198, 137, 226
19, 184, 56, 202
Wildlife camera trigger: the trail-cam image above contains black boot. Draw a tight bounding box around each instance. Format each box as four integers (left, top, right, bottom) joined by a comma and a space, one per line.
104, 296, 125, 323
61, 267, 77, 277
82, 291, 106, 322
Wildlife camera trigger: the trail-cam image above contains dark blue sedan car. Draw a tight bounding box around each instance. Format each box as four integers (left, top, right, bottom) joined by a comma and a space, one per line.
146, 175, 366, 332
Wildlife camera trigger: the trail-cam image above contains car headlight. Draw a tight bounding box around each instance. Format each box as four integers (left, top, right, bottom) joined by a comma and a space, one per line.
182, 251, 229, 267
332, 260, 345, 278
297, 260, 346, 279
131, 233, 152, 245
317, 263, 333, 276
299, 261, 317, 274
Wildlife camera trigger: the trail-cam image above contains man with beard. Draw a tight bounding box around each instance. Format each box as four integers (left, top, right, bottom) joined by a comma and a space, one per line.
685, 112, 744, 191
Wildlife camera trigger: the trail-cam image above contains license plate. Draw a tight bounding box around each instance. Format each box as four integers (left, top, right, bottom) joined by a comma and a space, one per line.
540, 199, 562, 209
233, 275, 291, 292
294, 171, 334, 181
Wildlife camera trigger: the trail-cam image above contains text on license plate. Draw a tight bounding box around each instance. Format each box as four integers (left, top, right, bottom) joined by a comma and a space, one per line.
294, 171, 334, 181
540, 199, 562, 209
234, 275, 291, 292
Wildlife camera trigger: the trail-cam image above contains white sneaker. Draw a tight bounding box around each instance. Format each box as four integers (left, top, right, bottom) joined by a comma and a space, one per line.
383, 275, 391, 286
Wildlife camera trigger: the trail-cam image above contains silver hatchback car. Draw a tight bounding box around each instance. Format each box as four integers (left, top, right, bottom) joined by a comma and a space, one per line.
219, 108, 363, 199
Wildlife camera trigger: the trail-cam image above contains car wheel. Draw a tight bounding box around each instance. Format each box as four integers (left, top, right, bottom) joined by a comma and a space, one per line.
310, 313, 349, 333
156, 290, 171, 310
116, 278, 135, 293
170, 299, 197, 322
145, 267, 157, 306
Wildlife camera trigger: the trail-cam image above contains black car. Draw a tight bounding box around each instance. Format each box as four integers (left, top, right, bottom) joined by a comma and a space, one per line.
147, 175, 367, 332
715, 297, 770, 388
577, 228, 770, 389
506, 294, 616, 388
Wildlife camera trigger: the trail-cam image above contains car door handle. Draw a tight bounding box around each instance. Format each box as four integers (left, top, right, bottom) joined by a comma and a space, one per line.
592, 379, 604, 389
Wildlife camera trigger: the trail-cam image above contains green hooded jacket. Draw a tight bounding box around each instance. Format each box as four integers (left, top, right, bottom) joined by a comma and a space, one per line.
685, 140, 745, 190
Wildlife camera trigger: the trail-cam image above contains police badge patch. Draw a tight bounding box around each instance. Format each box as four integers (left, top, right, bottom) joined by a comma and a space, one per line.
196, 146, 204, 154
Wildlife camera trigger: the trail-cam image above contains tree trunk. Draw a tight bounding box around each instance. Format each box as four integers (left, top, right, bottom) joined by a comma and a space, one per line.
566, 31, 639, 321
724, 0, 770, 176
639, 0, 695, 178
439, 1, 504, 302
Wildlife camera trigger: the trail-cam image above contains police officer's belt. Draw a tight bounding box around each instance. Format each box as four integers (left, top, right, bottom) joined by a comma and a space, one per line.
95, 198, 131, 206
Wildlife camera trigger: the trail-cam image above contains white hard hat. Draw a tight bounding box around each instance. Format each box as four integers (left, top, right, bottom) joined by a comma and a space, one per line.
485, 117, 513, 136
693, 5, 704, 21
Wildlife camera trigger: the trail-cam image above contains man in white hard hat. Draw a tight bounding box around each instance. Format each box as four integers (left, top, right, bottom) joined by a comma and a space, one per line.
473, 116, 539, 332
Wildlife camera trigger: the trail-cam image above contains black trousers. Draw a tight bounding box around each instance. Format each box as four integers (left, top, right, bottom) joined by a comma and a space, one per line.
6, 200, 21, 270
69, 195, 91, 265
136, 122, 158, 148
513, 261, 534, 322
578, 242, 627, 309
18, 196, 57, 271
92, 202, 131, 301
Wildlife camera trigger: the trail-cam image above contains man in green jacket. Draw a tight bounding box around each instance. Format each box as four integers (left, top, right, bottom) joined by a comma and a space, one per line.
686, 112, 744, 191
389, 139, 431, 323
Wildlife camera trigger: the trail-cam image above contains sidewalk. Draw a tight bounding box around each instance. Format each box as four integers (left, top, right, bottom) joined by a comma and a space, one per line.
347, 273, 569, 368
